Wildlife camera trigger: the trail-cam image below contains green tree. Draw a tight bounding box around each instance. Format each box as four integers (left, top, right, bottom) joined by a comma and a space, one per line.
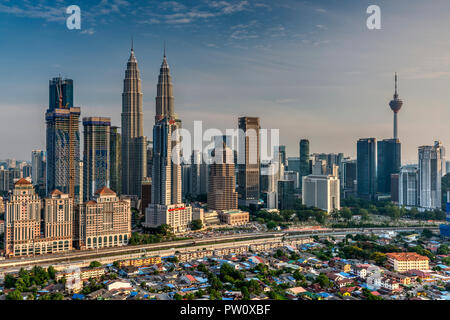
437, 244, 449, 255
6, 290, 23, 300
47, 266, 56, 280
4, 274, 16, 289
191, 219, 203, 230
339, 208, 353, 220
89, 261, 102, 268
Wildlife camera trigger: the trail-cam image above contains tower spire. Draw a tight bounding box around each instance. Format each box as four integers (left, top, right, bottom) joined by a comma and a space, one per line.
163, 41, 166, 57
131, 36, 134, 52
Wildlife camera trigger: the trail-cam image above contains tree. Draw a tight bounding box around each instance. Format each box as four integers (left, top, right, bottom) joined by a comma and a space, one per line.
47, 266, 56, 280
191, 219, 203, 231
173, 293, 183, 300
315, 273, 331, 288
157, 224, 173, 236
266, 221, 277, 230
360, 208, 369, 221
314, 211, 327, 225
339, 208, 353, 220
422, 229, 433, 239
4, 274, 16, 289
6, 290, 23, 300
437, 244, 449, 255
89, 261, 102, 268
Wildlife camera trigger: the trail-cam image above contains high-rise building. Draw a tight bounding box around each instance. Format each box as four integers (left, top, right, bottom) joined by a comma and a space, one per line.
342, 159, 357, 198
357, 138, 377, 200
4, 179, 41, 257
110, 126, 122, 195
377, 138, 401, 194
49, 77, 73, 110
391, 173, 400, 203
141, 177, 152, 214
121, 45, 147, 197
208, 136, 238, 211
146, 141, 153, 179
0, 167, 9, 193
46, 77, 80, 202
145, 52, 191, 233
75, 187, 131, 250
302, 175, 340, 213
237, 117, 260, 206
4, 179, 73, 257
299, 139, 310, 191
278, 145, 287, 167
278, 180, 295, 210
31, 150, 46, 187
399, 165, 418, 207
418, 141, 446, 209
83, 117, 111, 202
43, 189, 73, 249
190, 150, 202, 198
284, 170, 300, 190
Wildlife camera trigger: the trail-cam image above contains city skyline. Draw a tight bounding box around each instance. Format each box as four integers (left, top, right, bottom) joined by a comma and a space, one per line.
1, 0, 450, 164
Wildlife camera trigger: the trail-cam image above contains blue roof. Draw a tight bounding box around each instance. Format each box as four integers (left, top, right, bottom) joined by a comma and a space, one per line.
166, 284, 176, 288
181, 287, 197, 292
222, 297, 234, 300
317, 292, 331, 298
129, 291, 138, 297
339, 272, 351, 277
72, 294, 85, 300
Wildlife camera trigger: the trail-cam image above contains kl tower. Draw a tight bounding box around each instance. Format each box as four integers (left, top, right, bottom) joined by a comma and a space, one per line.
389, 73, 403, 139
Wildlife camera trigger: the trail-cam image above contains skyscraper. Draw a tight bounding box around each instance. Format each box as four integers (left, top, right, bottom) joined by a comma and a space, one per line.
208, 136, 238, 211
399, 165, 419, 207
377, 138, 401, 194
302, 174, 340, 213
418, 141, 446, 209
278, 180, 295, 210
83, 117, 111, 202
31, 150, 46, 186
110, 126, 122, 195
144, 52, 191, 233
45, 77, 81, 202
238, 117, 260, 206
121, 45, 147, 197
299, 139, 310, 191
357, 138, 377, 200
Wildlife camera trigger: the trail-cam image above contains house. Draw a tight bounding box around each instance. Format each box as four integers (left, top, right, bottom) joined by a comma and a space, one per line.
106, 280, 133, 292
287, 286, 307, 296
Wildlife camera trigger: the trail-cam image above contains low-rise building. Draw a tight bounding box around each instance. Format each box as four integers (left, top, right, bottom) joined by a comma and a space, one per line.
218, 209, 249, 225
386, 252, 430, 272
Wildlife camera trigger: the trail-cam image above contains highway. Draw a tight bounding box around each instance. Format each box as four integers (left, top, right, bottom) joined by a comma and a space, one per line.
0, 226, 437, 275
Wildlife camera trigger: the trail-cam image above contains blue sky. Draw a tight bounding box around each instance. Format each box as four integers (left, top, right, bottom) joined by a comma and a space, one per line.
0, 0, 449, 164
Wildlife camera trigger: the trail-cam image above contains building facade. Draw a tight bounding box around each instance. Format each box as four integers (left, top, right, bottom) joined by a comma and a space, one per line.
302, 175, 340, 213
110, 126, 122, 195
83, 117, 111, 202
357, 138, 377, 200
46, 77, 81, 203
237, 117, 260, 206
121, 46, 147, 197
399, 165, 419, 207
208, 137, 238, 211
377, 138, 401, 194
418, 141, 445, 209
75, 187, 131, 250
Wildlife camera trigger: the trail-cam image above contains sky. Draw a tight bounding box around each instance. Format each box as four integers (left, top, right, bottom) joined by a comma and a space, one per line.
0, 0, 449, 164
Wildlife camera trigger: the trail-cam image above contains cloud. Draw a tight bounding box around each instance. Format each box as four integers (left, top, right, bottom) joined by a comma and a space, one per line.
81, 28, 95, 35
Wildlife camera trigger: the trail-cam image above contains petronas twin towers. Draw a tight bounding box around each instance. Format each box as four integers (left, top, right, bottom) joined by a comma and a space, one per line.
121, 46, 146, 197
121, 45, 181, 202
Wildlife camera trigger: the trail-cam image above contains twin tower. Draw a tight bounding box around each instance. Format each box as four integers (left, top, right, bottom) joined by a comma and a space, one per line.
121, 46, 178, 199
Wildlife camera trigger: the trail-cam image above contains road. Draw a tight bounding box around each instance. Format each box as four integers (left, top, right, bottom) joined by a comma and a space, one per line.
0, 226, 437, 275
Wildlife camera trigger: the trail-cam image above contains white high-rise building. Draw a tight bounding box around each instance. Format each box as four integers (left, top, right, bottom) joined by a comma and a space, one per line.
302, 175, 340, 213
418, 141, 445, 209
399, 165, 419, 207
